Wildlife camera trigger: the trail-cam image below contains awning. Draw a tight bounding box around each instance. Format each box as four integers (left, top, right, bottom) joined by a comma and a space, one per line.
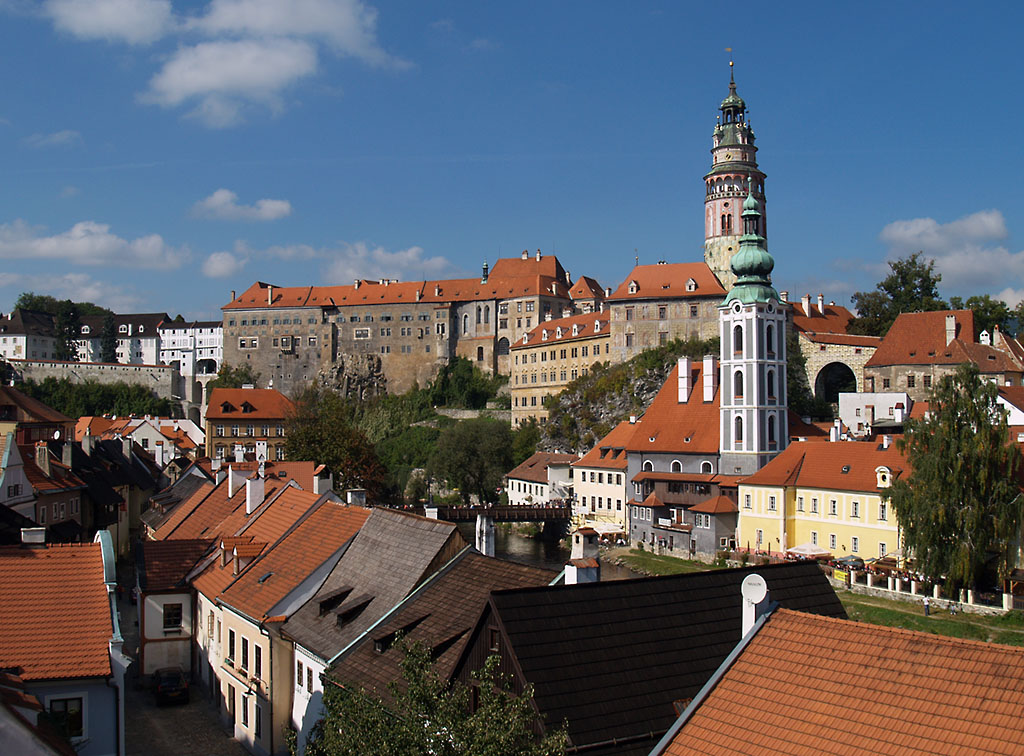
580, 520, 626, 536
785, 543, 831, 559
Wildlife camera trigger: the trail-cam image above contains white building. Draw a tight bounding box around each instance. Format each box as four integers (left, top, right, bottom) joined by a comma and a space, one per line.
159, 320, 223, 378
0, 310, 57, 361
505, 452, 576, 507
76, 313, 169, 365
571, 419, 631, 534
838, 392, 912, 437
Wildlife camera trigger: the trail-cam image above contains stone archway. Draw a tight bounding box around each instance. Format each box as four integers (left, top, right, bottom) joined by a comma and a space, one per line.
814, 362, 857, 404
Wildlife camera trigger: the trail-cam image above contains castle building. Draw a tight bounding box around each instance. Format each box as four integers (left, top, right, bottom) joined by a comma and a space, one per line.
718, 184, 788, 476
704, 64, 766, 289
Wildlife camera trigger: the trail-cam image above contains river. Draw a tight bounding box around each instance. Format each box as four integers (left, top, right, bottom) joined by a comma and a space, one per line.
455, 523, 639, 581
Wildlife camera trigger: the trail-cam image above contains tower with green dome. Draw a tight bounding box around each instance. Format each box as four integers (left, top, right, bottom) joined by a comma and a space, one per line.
704, 62, 766, 289
718, 181, 787, 476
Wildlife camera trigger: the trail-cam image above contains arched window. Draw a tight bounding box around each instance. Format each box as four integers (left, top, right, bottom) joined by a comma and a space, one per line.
671, 460, 682, 473
484, 306, 490, 324
734, 416, 743, 446
766, 324, 775, 356
496, 337, 510, 356
733, 324, 743, 355
768, 415, 777, 447
642, 460, 654, 472
767, 370, 776, 400
463, 314, 469, 334
476, 306, 481, 325
734, 370, 744, 400
477, 346, 484, 362
700, 461, 714, 474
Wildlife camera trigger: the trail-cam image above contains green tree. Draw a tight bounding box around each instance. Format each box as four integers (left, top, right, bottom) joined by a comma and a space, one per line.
948, 294, 1013, 337
848, 252, 947, 336
512, 418, 541, 466
888, 363, 1023, 592
16, 378, 177, 417
208, 362, 262, 389
284, 386, 390, 502
430, 418, 512, 505
785, 328, 833, 419
14, 292, 112, 316
99, 313, 118, 363
304, 641, 565, 756
53, 300, 81, 362
428, 358, 504, 409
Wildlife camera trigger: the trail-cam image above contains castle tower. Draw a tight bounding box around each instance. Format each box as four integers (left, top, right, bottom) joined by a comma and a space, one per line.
704, 63, 766, 289
719, 181, 787, 476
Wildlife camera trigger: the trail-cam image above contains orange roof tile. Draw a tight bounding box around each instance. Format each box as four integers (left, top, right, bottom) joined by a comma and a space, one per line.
0, 543, 111, 681
513, 310, 609, 349
506, 452, 577, 484
688, 495, 738, 514
741, 440, 907, 493
573, 420, 634, 470
18, 446, 87, 494
660, 608, 1024, 756
569, 276, 605, 300
139, 539, 214, 591
206, 388, 295, 421
625, 362, 720, 454
789, 301, 857, 335
863, 310, 1008, 368
151, 480, 216, 539
607, 263, 724, 301
800, 332, 882, 347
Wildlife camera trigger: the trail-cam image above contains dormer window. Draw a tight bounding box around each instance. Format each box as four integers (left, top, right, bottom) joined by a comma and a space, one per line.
628, 280, 639, 295
119, 325, 128, 334
139, 325, 145, 333
220, 402, 236, 413
81, 325, 91, 335
572, 325, 579, 336
542, 330, 548, 341
686, 278, 697, 292
594, 321, 601, 332
241, 401, 256, 414
875, 466, 891, 488
556, 327, 563, 338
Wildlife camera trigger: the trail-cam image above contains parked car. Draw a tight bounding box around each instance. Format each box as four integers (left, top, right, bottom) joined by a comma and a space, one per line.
152, 666, 189, 705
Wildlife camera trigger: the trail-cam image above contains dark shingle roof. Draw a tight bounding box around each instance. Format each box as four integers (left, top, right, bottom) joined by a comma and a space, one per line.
138, 539, 214, 591
469, 562, 845, 751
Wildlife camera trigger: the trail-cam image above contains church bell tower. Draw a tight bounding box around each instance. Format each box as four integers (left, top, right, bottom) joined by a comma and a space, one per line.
704, 63, 766, 289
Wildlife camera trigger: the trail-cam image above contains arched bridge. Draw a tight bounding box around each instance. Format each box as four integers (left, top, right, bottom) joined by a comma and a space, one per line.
420, 505, 571, 557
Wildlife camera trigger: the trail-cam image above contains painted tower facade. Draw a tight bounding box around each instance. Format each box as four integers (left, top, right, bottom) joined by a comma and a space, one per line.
704, 64, 766, 289
719, 184, 787, 476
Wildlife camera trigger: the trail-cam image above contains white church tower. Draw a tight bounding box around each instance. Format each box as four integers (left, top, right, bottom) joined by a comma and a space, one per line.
719, 180, 788, 476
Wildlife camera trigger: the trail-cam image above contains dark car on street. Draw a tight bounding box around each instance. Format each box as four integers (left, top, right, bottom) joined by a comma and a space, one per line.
152, 666, 189, 705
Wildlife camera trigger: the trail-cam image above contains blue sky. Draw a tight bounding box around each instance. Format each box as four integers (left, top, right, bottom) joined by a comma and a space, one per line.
1, 1, 1022, 320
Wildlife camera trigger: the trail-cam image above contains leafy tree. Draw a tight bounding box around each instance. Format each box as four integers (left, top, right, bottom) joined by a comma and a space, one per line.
99, 313, 118, 363
848, 252, 947, 336
512, 418, 541, 466
14, 292, 112, 316
948, 294, 1013, 337
208, 362, 262, 390
428, 358, 504, 409
785, 328, 833, 419
304, 641, 565, 756
16, 378, 177, 417
376, 425, 441, 498
284, 386, 390, 502
430, 418, 512, 506
888, 363, 1023, 592
53, 300, 81, 362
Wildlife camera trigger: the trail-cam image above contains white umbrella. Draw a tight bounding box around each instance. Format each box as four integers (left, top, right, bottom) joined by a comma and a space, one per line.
786, 543, 832, 558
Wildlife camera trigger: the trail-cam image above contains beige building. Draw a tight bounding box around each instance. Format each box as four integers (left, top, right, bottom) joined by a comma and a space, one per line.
571, 419, 631, 534
606, 262, 725, 363
510, 311, 610, 427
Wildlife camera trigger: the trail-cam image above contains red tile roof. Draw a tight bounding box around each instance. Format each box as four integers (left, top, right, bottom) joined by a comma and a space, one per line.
0, 386, 73, 426
741, 440, 907, 493
573, 420, 633, 470
18, 446, 86, 494
625, 362, 721, 454
660, 608, 1024, 756
139, 539, 214, 591
569, 276, 605, 300
513, 310, 608, 349
788, 301, 856, 334
688, 495, 738, 514
800, 332, 882, 347
506, 452, 577, 485
206, 388, 295, 421
0, 543, 112, 681
607, 263, 725, 301
863, 309, 1017, 369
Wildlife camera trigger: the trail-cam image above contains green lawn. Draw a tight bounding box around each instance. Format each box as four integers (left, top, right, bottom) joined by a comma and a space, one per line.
839, 591, 1024, 646
614, 548, 716, 576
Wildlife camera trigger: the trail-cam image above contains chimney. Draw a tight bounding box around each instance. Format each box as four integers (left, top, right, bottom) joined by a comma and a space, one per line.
703, 355, 718, 402
268, 285, 274, 305
481, 260, 489, 284
536, 248, 542, 261
801, 294, 812, 317
521, 249, 528, 260
234, 443, 245, 463
545, 311, 553, 322
629, 415, 637, 424
62, 441, 73, 468
435, 285, 441, 296
817, 293, 825, 314
677, 357, 693, 403
415, 289, 422, 301
255, 439, 268, 462
122, 435, 133, 460
980, 329, 991, 346
230, 290, 236, 301
565, 529, 600, 585
945, 313, 957, 345
779, 290, 788, 303
882, 434, 892, 450
20, 528, 46, 548
604, 287, 612, 297
35, 442, 50, 477
228, 465, 243, 498
215, 466, 227, 485
741, 573, 770, 637
245, 473, 265, 515
893, 402, 905, 423
314, 470, 334, 496
829, 419, 840, 442
354, 279, 361, 289
82, 434, 94, 456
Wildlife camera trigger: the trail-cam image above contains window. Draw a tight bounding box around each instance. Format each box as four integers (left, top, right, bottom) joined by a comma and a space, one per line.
163, 603, 183, 629
354, 328, 370, 339
882, 378, 891, 389
768, 495, 776, 512
907, 374, 916, 388
241, 637, 249, 671
829, 499, 838, 516
811, 497, 819, 514
228, 629, 236, 663
829, 533, 837, 550
217, 619, 221, 643
756, 529, 763, 546
923, 375, 932, 388
241, 697, 249, 727
658, 306, 667, 320
689, 305, 698, 317
851, 537, 860, 553
625, 307, 634, 321
744, 494, 751, 509
307, 667, 313, 691
49, 697, 83, 739
208, 611, 214, 638
255, 645, 262, 680
797, 496, 804, 512
255, 704, 262, 740
297, 660, 303, 688
879, 502, 887, 521
879, 542, 887, 558
851, 501, 860, 518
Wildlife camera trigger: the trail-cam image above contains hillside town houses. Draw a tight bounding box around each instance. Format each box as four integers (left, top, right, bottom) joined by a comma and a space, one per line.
5, 68, 1024, 756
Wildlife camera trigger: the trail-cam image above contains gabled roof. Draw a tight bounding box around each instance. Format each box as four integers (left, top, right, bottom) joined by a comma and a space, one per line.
569, 276, 605, 300
457, 562, 844, 752
573, 420, 633, 470
863, 309, 1012, 368
506, 452, 577, 485
788, 300, 856, 335
688, 495, 738, 514
138, 539, 214, 591
0, 542, 112, 681
741, 440, 907, 493
282, 508, 465, 660
18, 446, 86, 494
657, 608, 1024, 756
78, 312, 169, 335
0, 386, 73, 426
606, 263, 725, 302
205, 388, 295, 421
0, 309, 55, 338
625, 363, 720, 454
328, 550, 554, 702
513, 310, 609, 349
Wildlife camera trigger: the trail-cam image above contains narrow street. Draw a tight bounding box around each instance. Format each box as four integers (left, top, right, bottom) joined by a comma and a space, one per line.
117, 582, 248, 756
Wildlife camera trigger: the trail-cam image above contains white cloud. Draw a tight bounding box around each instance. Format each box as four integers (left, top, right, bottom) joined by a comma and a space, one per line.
202, 249, 247, 278
322, 241, 463, 283
59, 185, 80, 198
469, 38, 497, 51
22, 129, 81, 148
44, 0, 173, 45
141, 38, 319, 127
879, 209, 1024, 299
192, 188, 292, 221
0, 219, 188, 269
188, 0, 408, 68
0, 271, 142, 311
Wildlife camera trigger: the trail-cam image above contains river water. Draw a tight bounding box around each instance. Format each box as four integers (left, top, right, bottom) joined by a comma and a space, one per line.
456, 523, 638, 581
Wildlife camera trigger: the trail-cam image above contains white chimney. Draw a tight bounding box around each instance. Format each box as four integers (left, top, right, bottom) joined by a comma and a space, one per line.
980, 329, 991, 346
255, 439, 268, 462
228, 465, 243, 498
629, 415, 637, 424
521, 249, 529, 260
893, 402, 905, 423
741, 573, 770, 637
314, 471, 334, 496
882, 434, 892, 450
703, 355, 718, 402
677, 357, 693, 403
817, 293, 825, 314
829, 419, 840, 442
234, 443, 245, 463
801, 294, 812, 317
268, 285, 274, 305
779, 290, 788, 303
245, 473, 265, 515
945, 313, 957, 346
536, 248, 542, 261
35, 442, 50, 477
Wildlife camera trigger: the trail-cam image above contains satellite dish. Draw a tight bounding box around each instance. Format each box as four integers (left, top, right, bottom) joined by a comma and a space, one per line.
53, 430, 61, 440
741, 573, 767, 604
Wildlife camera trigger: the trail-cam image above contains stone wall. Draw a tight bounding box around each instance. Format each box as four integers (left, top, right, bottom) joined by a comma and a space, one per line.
9, 359, 177, 398
608, 297, 720, 364
798, 337, 876, 397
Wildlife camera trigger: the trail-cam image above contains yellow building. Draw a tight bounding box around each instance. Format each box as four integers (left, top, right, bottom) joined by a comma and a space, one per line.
510, 310, 610, 428
737, 440, 906, 562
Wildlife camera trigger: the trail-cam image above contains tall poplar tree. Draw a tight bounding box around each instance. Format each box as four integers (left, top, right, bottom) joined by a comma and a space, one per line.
888, 363, 1023, 591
